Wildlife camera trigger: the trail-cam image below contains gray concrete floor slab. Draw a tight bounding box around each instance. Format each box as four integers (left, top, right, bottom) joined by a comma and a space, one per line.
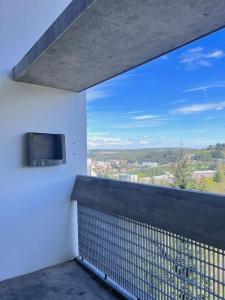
0, 261, 120, 300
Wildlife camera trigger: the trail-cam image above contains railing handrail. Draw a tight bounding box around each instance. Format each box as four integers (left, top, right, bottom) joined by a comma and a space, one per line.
72, 175, 225, 250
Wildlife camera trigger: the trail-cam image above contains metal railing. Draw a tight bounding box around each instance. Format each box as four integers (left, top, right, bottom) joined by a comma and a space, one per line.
72, 176, 225, 300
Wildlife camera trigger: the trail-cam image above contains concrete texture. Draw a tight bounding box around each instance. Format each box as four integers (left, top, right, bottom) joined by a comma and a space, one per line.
0, 261, 119, 300
13, 0, 225, 91
72, 176, 225, 250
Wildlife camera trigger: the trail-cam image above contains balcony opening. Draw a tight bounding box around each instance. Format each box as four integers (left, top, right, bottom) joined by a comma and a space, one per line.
87, 28, 225, 195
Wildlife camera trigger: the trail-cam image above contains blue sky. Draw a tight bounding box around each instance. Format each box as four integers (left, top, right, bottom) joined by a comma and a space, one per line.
87, 28, 225, 149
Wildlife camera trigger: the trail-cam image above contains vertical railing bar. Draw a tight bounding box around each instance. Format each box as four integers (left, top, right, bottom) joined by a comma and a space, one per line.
72, 200, 79, 257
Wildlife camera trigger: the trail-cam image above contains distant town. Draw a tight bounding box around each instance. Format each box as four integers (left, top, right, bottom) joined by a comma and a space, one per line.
88, 144, 225, 194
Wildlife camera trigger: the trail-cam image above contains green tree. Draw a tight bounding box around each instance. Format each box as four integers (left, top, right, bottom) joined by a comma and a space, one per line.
211, 150, 224, 159
172, 148, 192, 189
214, 165, 224, 183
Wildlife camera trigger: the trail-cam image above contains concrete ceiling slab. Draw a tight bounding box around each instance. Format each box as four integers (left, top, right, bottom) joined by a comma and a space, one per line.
13, 0, 225, 92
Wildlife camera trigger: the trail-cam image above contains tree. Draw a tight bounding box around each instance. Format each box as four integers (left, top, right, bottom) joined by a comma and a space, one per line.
172, 148, 192, 189
211, 150, 224, 159
214, 164, 224, 183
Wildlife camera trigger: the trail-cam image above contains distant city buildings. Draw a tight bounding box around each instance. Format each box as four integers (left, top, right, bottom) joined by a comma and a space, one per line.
87, 158, 97, 176
192, 170, 216, 180
118, 174, 138, 183
141, 172, 174, 185
87, 158, 217, 187
141, 161, 158, 168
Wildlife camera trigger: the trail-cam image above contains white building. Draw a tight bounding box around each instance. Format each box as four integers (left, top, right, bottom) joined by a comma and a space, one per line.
87, 158, 97, 176
119, 174, 138, 182
142, 161, 158, 168
192, 170, 216, 180
152, 172, 175, 184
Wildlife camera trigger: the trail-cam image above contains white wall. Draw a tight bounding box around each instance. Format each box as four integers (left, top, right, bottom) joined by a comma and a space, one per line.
0, 0, 87, 281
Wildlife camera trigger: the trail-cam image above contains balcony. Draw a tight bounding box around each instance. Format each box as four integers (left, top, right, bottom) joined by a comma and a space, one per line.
2, 1, 225, 299
1, 175, 225, 299
0, 261, 119, 300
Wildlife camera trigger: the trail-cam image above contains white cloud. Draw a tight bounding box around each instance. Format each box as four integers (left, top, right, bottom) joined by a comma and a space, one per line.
87, 89, 111, 102
168, 99, 186, 105
189, 47, 204, 53
88, 136, 132, 149
111, 121, 163, 129
111, 115, 167, 129
87, 135, 164, 149
180, 47, 225, 70
205, 50, 225, 58
133, 114, 159, 120
111, 113, 169, 130
127, 110, 145, 114
203, 116, 215, 121
172, 101, 225, 114
87, 70, 138, 102
184, 82, 225, 93
139, 139, 150, 145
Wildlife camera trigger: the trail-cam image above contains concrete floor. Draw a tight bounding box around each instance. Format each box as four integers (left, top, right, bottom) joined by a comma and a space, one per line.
0, 261, 120, 300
